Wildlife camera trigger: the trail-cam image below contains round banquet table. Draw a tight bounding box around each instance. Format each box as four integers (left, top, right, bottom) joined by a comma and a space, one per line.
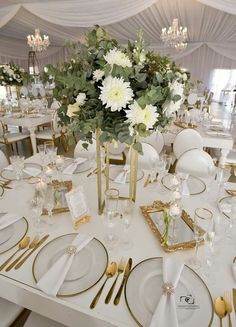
0, 154, 235, 327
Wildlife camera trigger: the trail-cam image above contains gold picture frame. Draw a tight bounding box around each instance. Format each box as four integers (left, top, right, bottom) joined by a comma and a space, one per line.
42, 179, 72, 215
140, 200, 204, 252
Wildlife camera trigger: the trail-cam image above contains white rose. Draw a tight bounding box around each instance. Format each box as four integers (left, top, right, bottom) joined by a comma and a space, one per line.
76, 92, 86, 106
67, 103, 79, 118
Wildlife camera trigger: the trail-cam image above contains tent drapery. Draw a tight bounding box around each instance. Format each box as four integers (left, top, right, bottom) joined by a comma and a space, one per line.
0, 0, 235, 89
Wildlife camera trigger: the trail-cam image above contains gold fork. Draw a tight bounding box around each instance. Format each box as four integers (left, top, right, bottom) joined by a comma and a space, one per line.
104, 257, 126, 304
224, 291, 233, 327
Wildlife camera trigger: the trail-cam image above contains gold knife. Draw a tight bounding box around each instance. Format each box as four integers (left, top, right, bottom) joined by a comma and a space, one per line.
14, 234, 49, 270
233, 289, 236, 312
144, 174, 151, 188
113, 258, 132, 305
87, 168, 97, 178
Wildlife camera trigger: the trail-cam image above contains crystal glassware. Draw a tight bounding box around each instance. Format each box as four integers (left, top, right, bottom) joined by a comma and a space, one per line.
103, 188, 120, 250
10, 155, 25, 183
55, 155, 65, 181
31, 190, 45, 234
43, 185, 55, 226
187, 207, 213, 270
120, 199, 134, 250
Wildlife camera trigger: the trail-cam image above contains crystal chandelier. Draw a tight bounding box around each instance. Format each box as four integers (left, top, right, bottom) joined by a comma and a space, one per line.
161, 18, 187, 51
27, 28, 50, 52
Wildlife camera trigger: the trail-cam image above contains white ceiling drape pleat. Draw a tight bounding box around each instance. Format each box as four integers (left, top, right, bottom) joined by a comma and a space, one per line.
197, 0, 236, 16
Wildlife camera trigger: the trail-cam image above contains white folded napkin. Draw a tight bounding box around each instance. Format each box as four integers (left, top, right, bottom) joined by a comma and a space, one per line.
37, 233, 93, 296
114, 164, 130, 184
205, 131, 231, 137
63, 157, 87, 174
0, 213, 22, 230
149, 257, 184, 327
5, 165, 41, 177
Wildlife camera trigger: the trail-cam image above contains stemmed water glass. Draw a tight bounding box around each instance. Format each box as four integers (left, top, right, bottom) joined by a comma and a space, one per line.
187, 207, 213, 270
10, 155, 25, 184
103, 188, 120, 250
43, 185, 55, 226
55, 155, 65, 181
44, 142, 57, 165
120, 199, 134, 250
31, 190, 45, 234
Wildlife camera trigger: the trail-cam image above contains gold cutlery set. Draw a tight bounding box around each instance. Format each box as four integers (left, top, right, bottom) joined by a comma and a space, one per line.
90, 257, 132, 309
214, 291, 234, 327
0, 234, 49, 272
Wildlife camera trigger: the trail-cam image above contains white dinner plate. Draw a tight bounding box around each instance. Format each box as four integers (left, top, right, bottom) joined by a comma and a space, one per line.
107, 165, 144, 183
162, 174, 206, 195
62, 158, 92, 174
0, 217, 14, 246
125, 257, 213, 327
1, 163, 42, 181
33, 233, 108, 296
0, 217, 28, 254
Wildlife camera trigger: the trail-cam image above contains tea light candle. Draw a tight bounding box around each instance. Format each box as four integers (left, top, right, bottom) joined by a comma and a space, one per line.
170, 175, 179, 186
169, 203, 181, 217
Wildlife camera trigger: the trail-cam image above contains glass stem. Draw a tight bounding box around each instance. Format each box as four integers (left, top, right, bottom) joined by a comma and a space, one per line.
195, 241, 199, 259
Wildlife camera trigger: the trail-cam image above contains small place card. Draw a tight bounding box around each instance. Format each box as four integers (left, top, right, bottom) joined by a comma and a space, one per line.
66, 186, 89, 227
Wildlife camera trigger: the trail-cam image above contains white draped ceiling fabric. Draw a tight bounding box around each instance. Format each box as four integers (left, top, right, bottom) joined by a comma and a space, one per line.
0, 0, 235, 89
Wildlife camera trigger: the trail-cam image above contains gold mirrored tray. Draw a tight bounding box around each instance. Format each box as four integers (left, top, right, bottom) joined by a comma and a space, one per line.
140, 201, 204, 252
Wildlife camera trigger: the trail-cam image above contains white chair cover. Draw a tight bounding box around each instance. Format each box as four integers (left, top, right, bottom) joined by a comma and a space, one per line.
126, 143, 159, 170
0, 150, 8, 170
176, 148, 214, 178
0, 297, 23, 327
173, 129, 203, 159
74, 140, 96, 160
140, 131, 164, 154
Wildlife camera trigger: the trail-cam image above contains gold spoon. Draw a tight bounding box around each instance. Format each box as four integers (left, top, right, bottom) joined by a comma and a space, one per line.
5, 236, 39, 271
90, 262, 117, 309
214, 296, 227, 327
105, 258, 126, 304
0, 236, 30, 271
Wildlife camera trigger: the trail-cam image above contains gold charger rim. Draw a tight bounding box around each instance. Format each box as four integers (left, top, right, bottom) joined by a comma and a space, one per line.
124, 256, 214, 327
0, 163, 43, 181
161, 174, 206, 195
32, 232, 109, 297
0, 217, 28, 254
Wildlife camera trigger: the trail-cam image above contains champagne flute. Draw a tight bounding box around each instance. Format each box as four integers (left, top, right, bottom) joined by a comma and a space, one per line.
187, 207, 213, 270
44, 185, 55, 226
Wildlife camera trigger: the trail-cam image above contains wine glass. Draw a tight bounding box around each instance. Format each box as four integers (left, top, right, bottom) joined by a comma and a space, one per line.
37, 144, 47, 167
10, 155, 25, 184
31, 190, 45, 234
44, 142, 57, 165
187, 207, 213, 270
103, 188, 120, 250
120, 199, 134, 250
43, 185, 55, 226
55, 155, 65, 181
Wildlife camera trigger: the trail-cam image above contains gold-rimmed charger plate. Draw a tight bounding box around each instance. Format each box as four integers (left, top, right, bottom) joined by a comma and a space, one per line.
32, 233, 108, 297
125, 257, 213, 327
0, 186, 4, 197
1, 163, 42, 181
0, 217, 28, 254
161, 174, 206, 195
107, 165, 144, 183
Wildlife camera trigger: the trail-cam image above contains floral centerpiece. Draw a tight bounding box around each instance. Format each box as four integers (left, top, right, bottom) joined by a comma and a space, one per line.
0, 63, 26, 86
44, 26, 188, 212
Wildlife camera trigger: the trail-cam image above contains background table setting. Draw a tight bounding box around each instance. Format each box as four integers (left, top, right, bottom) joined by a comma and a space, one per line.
0, 148, 236, 327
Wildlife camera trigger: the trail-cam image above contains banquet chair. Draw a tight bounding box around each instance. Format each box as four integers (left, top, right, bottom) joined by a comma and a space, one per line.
176, 148, 215, 178
35, 110, 68, 152
173, 128, 203, 159
140, 131, 164, 154
0, 149, 8, 170
0, 297, 29, 327
74, 139, 96, 160
126, 143, 159, 170
187, 93, 198, 109
0, 121, 31, 162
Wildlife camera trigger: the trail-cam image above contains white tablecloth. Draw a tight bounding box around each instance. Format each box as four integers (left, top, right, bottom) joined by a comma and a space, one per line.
0, 154, 235, 327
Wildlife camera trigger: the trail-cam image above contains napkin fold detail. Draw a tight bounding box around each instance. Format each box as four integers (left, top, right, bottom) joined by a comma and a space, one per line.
114, 164, 130, 184
63, 157, 87, 174
0, 213, 22, 230
37, 233, 93, 296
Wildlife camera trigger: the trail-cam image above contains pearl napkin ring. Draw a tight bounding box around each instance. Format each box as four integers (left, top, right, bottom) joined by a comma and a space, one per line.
162, 282, 175, 295
66, 245, 77, 255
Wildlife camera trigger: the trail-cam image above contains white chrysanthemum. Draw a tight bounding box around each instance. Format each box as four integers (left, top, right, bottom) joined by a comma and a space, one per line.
93, 69, 104, 82
76, 93, 86, 106
104, 48, 132, 68
67, 103, 79, 118
125, 101, 159, 130
99, 76, 133, 112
